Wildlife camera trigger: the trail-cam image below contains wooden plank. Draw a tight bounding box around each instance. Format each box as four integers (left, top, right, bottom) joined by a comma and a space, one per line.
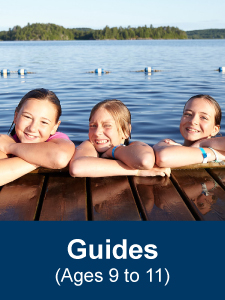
172, 160, 225, 170
39, 176, 87, 221
0, 174, 44, 221
132, 176, 195, 221
90, 176, 141, 221
207, 168, 225, 190
172, 169, 225, 221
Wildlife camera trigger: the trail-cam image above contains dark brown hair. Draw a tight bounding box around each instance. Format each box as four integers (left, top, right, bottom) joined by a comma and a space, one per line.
8, 88, 61, 135
184, 94, 221, 126
89, 99, 131, 145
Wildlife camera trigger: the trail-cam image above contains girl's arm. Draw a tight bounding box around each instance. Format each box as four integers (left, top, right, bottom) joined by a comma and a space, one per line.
153, 139, 217, 168
69, 140, 170, 177
0, 150, 38, 186
191, 137, 225, 160
0, 134, 75, 169
101, 141, 155, 170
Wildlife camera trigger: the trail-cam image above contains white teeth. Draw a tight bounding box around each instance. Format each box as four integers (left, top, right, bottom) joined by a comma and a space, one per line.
26, 133, 37, 138
186, 128, 199, 133
96, 140, 108, 144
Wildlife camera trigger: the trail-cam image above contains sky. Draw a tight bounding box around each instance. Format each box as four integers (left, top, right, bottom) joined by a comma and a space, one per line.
1, 0, 225, 32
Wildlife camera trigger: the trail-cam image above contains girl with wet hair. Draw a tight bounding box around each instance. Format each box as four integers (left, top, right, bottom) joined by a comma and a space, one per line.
69, 99, 170, 177
153, 94, 224, 168
0, 88, 75, 186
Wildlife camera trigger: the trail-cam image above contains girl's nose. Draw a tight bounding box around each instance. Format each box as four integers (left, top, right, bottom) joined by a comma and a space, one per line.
95, 125, 103, 135
190, 115, 199, 125
28, 120, 38, 132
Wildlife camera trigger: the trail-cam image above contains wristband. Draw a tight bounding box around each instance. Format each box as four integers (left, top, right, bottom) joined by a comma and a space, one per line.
199, 148, 208, 163
208, 147, 222, 163
112, 144, 125, 159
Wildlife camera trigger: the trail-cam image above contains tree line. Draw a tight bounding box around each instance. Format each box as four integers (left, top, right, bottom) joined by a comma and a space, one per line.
186, 29, 225, 39
0, 23, 187, 41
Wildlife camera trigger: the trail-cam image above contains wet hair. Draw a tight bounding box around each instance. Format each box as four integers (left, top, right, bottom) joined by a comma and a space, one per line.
8, 88, 61, 135
89, 99, 131, 145
184, 94, 221, 126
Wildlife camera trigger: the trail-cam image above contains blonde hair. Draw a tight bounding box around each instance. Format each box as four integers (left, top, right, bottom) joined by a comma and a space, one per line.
89, 99, 131, 145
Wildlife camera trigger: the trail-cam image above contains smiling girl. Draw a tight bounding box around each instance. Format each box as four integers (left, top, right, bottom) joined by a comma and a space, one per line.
69, 99, 170, 177
0, 88, 75, 186
153, 94, 224, 168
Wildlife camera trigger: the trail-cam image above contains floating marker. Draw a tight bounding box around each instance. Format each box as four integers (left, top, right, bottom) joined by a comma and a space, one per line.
145, 67, 152, 73
95, 68, 104, 74
219, 67, 225, 72
18, 69, 27, 75
1, 69, 10, 75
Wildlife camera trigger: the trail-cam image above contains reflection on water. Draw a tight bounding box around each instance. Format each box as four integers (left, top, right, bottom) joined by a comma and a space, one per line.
1, 40, 225, 145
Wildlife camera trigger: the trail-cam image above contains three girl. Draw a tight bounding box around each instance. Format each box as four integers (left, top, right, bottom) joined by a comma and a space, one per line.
0, 88, 75, 186
153, 94, 225, 168
1, 92, 224, 186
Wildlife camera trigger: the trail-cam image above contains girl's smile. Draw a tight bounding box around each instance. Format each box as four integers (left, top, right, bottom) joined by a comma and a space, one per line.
89, 108, 126, 153
180, 98, 220, 146
14, 99, 60, 143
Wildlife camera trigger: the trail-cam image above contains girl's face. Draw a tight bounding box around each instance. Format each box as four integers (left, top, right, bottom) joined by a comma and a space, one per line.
180, 98, 220, 146
89, 108, 128, 153
14, 99, 60, 143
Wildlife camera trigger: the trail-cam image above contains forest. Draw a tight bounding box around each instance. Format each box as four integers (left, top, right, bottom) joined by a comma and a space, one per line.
0, 23, 187, 40
186, 29, 225, 39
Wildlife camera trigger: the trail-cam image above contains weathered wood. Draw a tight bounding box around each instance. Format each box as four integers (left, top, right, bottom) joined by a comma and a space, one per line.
39, 176, 87, 221
172, 161, 225, 170
0, 174, 44, 221
90, 176, 141, 221
172, 169, 225, 221
132, 176, 195, 221
207, 168, 225, 190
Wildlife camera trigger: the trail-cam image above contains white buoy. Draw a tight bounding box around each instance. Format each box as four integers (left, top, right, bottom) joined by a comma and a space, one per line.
145, 67, 152, 73
219, 67, 225, 72
1, 69, 10, 75
18, 69, 27, 75
95, 68, 104, 74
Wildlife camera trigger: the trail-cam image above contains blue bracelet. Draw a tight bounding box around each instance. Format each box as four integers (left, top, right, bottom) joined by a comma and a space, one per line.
112, 145, 119, 159
199, 148, 208, 163
112, 144, 125, 159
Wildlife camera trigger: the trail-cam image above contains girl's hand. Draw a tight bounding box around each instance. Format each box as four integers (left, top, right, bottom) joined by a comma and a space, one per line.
0, 135, 16, 154
100, 147, 113, 159
163, 139, 182, 146
137, 165, 171, 177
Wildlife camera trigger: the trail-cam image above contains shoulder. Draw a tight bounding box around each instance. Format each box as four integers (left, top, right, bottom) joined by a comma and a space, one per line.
75, 140, 99, 158
47, 132, 70, 141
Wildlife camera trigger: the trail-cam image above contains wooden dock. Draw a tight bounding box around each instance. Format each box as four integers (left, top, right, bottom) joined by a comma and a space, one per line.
1, 162, 225, 221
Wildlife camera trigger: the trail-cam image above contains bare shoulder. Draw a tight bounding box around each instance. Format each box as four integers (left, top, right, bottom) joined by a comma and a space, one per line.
75, 140, 98, 158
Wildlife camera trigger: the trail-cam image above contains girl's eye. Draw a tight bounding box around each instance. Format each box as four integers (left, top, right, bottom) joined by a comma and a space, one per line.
23, 115, 31, 119
201, 116, 208, 121
89, 124, 96, 128
104, 124, 112, 128
42, 121, 49, 125
184, 113, 191, 117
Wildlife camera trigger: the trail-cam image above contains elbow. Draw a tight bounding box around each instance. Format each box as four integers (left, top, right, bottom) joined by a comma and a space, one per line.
154, 150, 170, 168
51, 151, 73, 169
69, 159, 85, 177
137, 152, 155, 169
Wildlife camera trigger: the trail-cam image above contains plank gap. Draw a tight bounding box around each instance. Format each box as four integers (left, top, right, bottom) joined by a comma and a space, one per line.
170, 173, 203, 221
86, 177, 93, 221
34, 175, 49, 221
128, 176, 147, 221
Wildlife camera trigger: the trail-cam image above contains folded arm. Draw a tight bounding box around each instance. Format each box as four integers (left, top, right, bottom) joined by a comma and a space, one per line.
0, 151, 38, 186
191, 137, 225, 161
0, 134, 75, 169
69, 140, 170, 177
153, 139, 217, 168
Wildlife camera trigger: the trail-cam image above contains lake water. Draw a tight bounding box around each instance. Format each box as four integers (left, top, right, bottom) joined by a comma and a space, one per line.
0, 40, 225, 146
